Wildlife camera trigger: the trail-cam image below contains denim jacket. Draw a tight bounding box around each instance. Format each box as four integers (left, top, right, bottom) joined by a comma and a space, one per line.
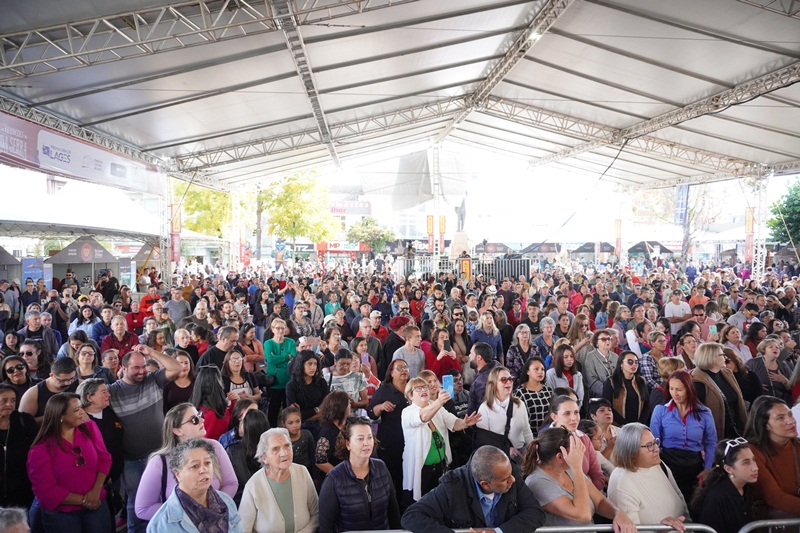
146, 489, 242, 533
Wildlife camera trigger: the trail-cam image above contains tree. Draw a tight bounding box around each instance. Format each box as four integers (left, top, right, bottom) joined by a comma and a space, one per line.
346, 216, 396, 253
767, 179, 800, 243
261, 173, 339, 257
172, 178, 231, 238
632, 184, 722, 265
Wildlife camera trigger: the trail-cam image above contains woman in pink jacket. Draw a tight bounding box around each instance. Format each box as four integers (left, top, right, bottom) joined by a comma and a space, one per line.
27, 392, 113, 532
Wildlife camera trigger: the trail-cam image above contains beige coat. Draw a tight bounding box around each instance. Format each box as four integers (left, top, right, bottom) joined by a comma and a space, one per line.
238, 463, 319, 533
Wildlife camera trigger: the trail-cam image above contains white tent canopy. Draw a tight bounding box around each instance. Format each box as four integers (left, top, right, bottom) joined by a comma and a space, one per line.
0, 0, 798, 199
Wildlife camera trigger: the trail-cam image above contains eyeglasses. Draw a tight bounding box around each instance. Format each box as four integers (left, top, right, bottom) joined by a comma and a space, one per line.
412, 385, 430, 393
723, 437, 748, 457
598, 337, 610, 342
452, 377, 463, 382
72, 445, 86, 467
4, 364, 25, 374
19, 351, 35, 356
394, 365, 409, 372
229, 357, 243, 363
640, 438, 660, 452
56, 375, 77, 386
179, 413, 205, 427
498, 376, 514, 383
624, 359, 639, 366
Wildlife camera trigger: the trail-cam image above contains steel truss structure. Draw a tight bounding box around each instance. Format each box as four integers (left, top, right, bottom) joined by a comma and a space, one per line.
0, 0, 419, 80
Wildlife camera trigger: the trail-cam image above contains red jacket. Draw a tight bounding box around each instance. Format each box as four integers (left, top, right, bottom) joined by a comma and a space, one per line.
101, 331, 139, 356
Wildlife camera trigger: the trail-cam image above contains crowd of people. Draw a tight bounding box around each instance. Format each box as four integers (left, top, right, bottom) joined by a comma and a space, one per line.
0, 258, 798, 533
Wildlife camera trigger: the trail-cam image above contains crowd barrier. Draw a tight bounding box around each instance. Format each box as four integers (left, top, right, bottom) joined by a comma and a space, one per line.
349, 522, 800, 533
738, 519, 800, 533
394, 257, 533, 282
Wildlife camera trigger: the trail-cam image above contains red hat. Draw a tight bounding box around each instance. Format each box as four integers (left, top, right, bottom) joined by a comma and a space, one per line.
388, 316, 410, 330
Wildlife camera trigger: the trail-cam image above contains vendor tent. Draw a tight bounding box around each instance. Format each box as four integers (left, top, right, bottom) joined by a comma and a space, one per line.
570, 242, 615, 254
627, 241, 674, 255
0, 246, 21, 282
520, 242, 562, 255
45, 237, 119, 290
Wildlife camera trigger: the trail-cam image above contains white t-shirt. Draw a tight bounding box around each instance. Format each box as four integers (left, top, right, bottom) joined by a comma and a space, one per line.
664, 301, 691, 335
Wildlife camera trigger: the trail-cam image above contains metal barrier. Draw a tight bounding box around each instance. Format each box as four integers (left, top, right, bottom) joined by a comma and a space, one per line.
738, 519, 800, 533
394, 256, 533, 283
354, 525, 719, 533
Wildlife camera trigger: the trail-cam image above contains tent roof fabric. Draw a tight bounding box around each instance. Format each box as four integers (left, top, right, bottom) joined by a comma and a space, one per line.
571, 241, 615, 253
627, 241, 674, 254
0, 0, 797, 194
0, 246, 20, 266
45, 237, 118, 264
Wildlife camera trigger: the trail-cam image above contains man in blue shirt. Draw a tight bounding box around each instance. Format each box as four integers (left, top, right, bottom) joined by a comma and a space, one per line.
402, 445, 545, 533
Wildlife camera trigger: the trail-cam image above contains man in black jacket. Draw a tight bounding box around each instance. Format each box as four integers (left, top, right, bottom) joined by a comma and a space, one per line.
402, 445, 545, 533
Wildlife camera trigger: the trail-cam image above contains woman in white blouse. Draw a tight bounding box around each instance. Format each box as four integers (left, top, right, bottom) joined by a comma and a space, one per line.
401, 376, 479, 503
475, 366, 534, 460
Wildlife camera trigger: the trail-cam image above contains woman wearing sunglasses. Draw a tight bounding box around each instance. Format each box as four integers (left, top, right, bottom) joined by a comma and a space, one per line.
474, 366, 533, 461
401, 375, 480, 505
690, 438, 758, 533
2, 355, 37, 408
134, 402, 238, 521
27, 392, 113, 532
602, 351, 650, 426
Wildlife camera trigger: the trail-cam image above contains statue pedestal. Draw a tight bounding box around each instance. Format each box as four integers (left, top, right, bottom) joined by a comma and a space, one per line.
450, 231, 470, 259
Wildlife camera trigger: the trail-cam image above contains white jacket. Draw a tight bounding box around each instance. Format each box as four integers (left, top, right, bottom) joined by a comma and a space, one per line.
238, 463, 318, 533
401, 402, 459, 501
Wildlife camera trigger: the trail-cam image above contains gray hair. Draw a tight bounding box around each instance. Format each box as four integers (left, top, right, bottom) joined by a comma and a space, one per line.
255, 428, 291, 464
471, 445, 510, 484
24, 309, 41, 321
40, 311, 52, 320
539, 316, 555, 328
612, 422, 650, 471
0, 508, 28, 531
111, 315, 127, 326
76, 378, 106, 407
169, 438, 217, 475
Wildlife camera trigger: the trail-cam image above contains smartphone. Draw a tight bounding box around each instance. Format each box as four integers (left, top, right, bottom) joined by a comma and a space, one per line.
443, 339, 452, 352
360, 353, 370, 366
442, 374, 454, 398
708, 324, 717, 336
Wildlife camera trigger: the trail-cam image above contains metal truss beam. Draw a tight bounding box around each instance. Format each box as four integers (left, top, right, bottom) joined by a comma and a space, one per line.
435, 0, 575, 142
175, 96, 466, 171
270, 0, 340, 167
532, 61, 800, 168
735, 0, 800, 19
482, 97, 759, 174
625, 160, 800, 190
0, 0, 419, 80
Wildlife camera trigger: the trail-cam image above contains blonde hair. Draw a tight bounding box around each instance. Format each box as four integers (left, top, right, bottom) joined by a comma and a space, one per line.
657, 357, 686, 380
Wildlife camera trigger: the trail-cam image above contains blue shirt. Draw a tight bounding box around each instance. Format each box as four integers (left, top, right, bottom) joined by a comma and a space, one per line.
650, 400, 717, 469
473, 478, 504, 533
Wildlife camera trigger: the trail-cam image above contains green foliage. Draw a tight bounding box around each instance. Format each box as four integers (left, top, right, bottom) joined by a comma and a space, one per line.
768, 179, 800, 243
260, 174, 339, 243
172, 179, 231, 238
346, 216, 396, 252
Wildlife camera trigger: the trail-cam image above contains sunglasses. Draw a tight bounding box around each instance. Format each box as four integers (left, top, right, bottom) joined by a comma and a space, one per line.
4, 364, 25, 374
723, 437, 748, 457
598, 337, 611, 342
624, 359, 639, 366
18, 351, 36, 356
498, 376, 514, 383
179, 413, 205, 427
72, 445, 86, 467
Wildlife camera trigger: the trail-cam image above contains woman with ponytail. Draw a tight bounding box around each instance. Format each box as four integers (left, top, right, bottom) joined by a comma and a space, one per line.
521, 427, 635, 530
690, 438, 758, 533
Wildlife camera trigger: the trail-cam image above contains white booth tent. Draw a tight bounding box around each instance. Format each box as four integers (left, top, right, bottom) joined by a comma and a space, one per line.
0, 1, 798, 210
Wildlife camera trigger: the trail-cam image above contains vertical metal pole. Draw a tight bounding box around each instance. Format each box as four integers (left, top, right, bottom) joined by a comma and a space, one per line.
751, 168, 769, 282
159, 176, 172, 280
432, 144, 441, 274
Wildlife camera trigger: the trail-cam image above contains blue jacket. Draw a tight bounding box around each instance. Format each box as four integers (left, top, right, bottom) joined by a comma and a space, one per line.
91, 320, 113, 345
470, 328, 503, 360
146, 489, 242, 533
650, 400, 717, 469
